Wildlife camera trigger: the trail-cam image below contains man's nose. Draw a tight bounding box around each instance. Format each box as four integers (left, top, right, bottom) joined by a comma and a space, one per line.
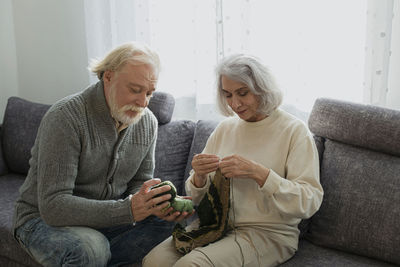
135, 93, 148, 108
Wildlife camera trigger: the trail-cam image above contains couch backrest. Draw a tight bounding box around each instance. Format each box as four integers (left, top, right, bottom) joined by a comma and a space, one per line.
309, 98, 400, 157
0, 124, 8, 176
2, 97, 51, 174
0, 92, 175, 175
306, 98, 400, 265
154, 120, 196, 195
182, 120, 219, 194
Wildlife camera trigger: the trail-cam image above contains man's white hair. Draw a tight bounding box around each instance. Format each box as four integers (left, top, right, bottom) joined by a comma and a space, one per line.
89, 42, 160, 80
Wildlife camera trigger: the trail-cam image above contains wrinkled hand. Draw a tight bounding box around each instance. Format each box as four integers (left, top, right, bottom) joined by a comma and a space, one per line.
158, 196, 195, 222
131, 180, 195, 222
191, 153, 220, 187
219, 154, 270, 187
130, 179, 173, 222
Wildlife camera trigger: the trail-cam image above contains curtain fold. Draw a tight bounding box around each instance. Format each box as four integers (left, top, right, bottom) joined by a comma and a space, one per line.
363, 0, 395, 107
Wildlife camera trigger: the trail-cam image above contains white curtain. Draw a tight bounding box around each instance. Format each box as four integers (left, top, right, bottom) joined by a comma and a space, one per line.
84, 0, 400, 121
364, 0, 400, 109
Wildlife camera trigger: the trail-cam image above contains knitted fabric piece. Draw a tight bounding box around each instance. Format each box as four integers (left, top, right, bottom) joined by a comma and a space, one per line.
172, 169, 231, 254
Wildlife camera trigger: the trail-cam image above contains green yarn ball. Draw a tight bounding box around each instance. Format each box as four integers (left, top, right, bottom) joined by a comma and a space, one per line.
151, 180, 177, 200
171, 196, 194, 213
151, 181, 193, 213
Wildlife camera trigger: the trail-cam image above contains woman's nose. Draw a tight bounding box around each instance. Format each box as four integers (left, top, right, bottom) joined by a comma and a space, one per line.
231, 96, 241, 109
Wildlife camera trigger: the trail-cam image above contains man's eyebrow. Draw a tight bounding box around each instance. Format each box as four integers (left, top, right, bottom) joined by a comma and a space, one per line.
127, 82, 143, 88
128, 82, 156, 92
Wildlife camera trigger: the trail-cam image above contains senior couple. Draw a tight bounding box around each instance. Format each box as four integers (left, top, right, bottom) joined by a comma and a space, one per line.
13, 42, 323, 267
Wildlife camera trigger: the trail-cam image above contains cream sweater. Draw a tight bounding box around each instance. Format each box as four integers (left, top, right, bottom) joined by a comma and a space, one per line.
186, 109, 323, 248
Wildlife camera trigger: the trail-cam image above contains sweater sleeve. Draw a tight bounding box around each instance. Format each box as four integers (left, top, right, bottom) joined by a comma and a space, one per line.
36, 109, 133, 228
260, 131, 324, 219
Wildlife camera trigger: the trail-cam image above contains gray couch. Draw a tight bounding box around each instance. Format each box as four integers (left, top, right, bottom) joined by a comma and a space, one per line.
0, 93, 399, 266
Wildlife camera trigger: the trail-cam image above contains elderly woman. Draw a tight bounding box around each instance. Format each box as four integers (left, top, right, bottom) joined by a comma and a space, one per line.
143, 54, 323, 267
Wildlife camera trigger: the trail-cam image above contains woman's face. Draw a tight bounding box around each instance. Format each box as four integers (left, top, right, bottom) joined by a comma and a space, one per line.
221, 75, 266, 122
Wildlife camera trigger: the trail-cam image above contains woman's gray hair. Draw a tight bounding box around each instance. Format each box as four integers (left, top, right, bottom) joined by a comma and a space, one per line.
89, 42, 160, 80
216, 54, 283, 116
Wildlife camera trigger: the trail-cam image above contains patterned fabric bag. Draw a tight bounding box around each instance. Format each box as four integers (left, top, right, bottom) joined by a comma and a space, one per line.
172, 169, 231, 254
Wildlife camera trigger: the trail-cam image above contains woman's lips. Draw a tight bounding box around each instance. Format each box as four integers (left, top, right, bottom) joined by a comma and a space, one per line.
236, 109, 247, 115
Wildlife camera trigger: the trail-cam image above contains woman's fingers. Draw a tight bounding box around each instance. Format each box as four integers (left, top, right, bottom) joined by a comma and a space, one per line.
192, 154, 220, 176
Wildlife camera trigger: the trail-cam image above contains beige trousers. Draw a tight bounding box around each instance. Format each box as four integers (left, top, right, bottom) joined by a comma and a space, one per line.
142, 227, 296, 267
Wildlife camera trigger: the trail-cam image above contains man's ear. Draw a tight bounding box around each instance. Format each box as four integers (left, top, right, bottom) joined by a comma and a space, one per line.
103, 70, 114, 83
103, 70, 115, 94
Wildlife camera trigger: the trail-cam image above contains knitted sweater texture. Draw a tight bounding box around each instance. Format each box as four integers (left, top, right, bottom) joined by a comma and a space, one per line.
13, 81, 157, 231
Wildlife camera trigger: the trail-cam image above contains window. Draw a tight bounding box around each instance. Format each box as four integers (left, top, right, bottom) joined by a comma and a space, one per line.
125, 0, 399, 120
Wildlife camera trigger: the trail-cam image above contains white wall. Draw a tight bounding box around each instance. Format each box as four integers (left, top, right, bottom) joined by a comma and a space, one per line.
0, 0, 19, 121
12, 0, 90, 106
0, 0, 139, 123
1, 0, 91, 122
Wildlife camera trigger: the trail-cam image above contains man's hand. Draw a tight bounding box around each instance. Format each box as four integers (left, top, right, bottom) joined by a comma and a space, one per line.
156, 196, 195, 222
130, 179, 173, 222
130, 180, 195, 222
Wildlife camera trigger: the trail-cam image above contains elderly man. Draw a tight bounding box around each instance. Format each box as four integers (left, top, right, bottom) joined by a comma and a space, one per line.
13, 42, 189, 266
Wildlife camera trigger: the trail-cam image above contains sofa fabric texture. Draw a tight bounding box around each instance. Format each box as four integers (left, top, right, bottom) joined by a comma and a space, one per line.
0, 95, 399, 266
308, 139, 400, 264
309, 98, 400, 157
2, 97, 50, 175
0, 126, 8, 176
281, 240, 396, 267
147, 91, 175, 125
306, 98, 400, 265
155, 120, 195, 195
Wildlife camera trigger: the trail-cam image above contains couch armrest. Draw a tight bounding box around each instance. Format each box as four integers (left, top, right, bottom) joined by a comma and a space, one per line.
0, 124, 9, 175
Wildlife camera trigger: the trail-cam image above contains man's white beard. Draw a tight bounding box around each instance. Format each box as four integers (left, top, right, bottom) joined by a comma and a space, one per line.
108, 86, 144, 125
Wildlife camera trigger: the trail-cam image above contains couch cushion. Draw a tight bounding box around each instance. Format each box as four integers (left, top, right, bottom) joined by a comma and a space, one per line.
0, 125, 8, 176
182, 120, 219, 194
2, 97, 51, 175
308, 98, 400, 157
281, 240, 397, 267
148, 92, 175, 125
154, 120, 196, 195
306, 140, 400, 265
0, 173, 40, 266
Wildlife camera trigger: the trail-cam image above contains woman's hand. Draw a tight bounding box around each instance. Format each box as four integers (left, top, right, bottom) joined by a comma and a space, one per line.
219, 154, 270, 187
191, 153, 220, 187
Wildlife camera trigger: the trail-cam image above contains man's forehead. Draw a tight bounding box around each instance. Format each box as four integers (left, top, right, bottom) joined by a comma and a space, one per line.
145, 73, 158, 83
119, 63, 158, 82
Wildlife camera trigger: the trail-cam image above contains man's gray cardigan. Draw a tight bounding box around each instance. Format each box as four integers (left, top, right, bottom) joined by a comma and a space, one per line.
13, 81, 157, 231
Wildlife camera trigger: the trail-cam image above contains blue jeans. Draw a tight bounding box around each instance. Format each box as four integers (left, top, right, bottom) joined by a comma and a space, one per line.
15, 216, 175, 267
